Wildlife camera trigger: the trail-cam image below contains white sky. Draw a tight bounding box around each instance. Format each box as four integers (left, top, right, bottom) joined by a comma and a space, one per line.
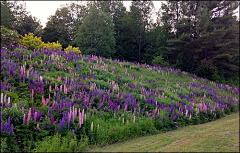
25, 1, 239, 28
25, 1, 164, 28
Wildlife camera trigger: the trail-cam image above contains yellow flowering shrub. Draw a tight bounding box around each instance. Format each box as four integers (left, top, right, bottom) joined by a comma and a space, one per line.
64, 45, 81, 54
19, 33, 44, 50
42, 41, 62, 51
20, 33, 63, 51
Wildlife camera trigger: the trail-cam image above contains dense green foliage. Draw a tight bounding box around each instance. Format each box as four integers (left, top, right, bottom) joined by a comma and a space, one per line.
1, 26, 20, 47
74, 4, 116, 58
162, 1, 239, 86
34, 133, 89, 152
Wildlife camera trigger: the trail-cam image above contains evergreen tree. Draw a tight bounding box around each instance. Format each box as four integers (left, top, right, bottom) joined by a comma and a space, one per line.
161, 1, 239, 83
1, 1, 16, 30
129, 1, 154, 62
74, 5, 116, 58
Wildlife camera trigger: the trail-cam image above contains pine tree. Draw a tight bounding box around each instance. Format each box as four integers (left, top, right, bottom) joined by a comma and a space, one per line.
74, 5, 116, 58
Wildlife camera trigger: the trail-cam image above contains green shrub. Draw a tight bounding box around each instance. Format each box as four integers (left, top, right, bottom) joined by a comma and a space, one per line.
1, 25, 20, 47
2, 107, 23, 126
152, 55, 169, 67
33, 133, 89, 152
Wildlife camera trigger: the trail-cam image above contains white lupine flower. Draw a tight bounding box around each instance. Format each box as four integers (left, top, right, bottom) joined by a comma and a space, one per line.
8, 97, 10, 104
4, 94, 7, 103
1, 93, 3, 103
91, 122, 93, 131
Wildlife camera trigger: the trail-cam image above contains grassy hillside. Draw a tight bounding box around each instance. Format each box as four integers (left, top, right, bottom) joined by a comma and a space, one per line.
88, 111, 239, 152
0, 45, 239, 152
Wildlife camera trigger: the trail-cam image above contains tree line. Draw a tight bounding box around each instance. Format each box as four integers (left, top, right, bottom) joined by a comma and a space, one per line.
1, 1, 239, 85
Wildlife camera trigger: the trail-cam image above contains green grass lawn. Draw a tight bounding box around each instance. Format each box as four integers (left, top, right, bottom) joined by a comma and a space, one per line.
88, 111, 239, 152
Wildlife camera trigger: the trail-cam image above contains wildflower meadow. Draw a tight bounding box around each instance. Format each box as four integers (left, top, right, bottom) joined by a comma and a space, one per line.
0, 44, 239, 152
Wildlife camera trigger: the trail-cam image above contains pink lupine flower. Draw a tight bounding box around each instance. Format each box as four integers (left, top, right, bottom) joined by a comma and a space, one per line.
34, 112, 37, 121
60, 85, 62, 92
27, 70, 29, 79
75, 108, 77, 119
133, 116, 135, 123
49, 85, 52, 92
42, 95, 45, 107
27, 108, 31, 125
203, 104, 207, 112
154, 107, 157, 116
46, 98, 49, 106
14, 103, 17, 108
32, 89, 34, 101
124, 105, 128, 112
81, 109, 84, 123
79, 113, 82, 128
22, 106, 24, 114
52, 100, 55, 107
122, 117, 124, 124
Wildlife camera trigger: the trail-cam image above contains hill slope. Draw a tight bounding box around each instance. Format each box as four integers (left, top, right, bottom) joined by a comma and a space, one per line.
0, 45, 239, 151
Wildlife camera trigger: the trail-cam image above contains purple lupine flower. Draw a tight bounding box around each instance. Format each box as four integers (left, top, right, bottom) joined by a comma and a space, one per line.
67, 119, 70, 132
10, 124, 13, 136
37, 110, 42, 122
51, 116, 54, 125
15, 139, 18, 146
162, 115, 165, 123
46, 126, 50, 130
59, 119, 65, 132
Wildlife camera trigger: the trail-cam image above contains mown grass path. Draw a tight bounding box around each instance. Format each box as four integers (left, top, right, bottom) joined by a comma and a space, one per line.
88, 111, 239, 152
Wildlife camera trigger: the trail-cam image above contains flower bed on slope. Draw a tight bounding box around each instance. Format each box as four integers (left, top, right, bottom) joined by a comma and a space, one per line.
1, 45, 239, 152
